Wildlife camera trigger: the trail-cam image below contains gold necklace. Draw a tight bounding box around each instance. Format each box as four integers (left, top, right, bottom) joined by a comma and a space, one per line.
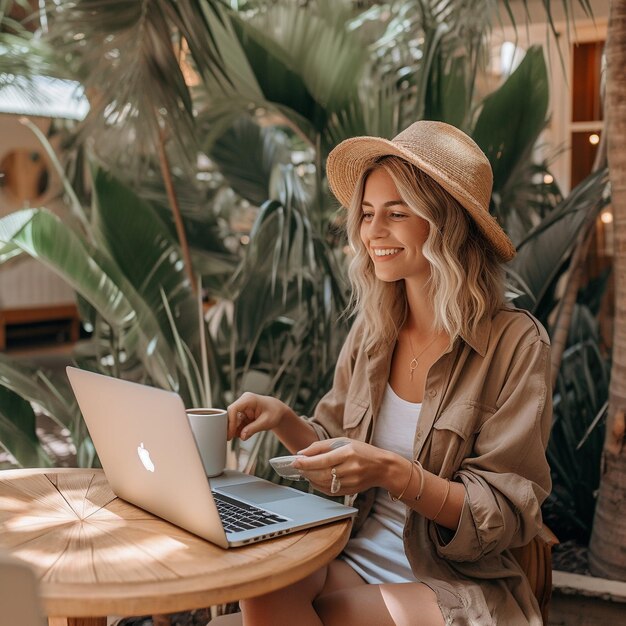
407, 333, 438, 381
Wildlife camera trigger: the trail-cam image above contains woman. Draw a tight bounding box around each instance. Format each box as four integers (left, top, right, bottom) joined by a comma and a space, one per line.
224, 121, 551, 625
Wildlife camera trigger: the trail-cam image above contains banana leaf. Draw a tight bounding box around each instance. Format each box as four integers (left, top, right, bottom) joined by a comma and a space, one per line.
472, 45, 549, 198
0, 385, 53, 468
0, 354, 79, 433
92, 168, 201, 364
0, 208, 180, 393
229, 3, 366, 136
0, 241, 22, 264
424, 53, 470, 129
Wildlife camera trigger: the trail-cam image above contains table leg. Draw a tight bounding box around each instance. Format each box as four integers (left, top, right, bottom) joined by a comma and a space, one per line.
48, 618, 107, 626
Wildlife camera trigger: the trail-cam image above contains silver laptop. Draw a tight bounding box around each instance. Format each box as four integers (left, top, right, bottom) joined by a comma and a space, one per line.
66, 366, 356, 548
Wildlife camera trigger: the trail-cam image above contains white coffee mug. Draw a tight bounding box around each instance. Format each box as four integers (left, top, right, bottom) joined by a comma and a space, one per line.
186, 408, 228, 477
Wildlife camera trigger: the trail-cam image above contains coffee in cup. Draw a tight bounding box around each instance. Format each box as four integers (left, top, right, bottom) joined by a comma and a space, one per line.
186, 408, 228, 477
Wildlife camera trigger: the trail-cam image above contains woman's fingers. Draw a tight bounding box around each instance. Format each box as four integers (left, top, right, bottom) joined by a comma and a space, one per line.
226, 406, 245, 439
298, 438, 350, 456
300, 467, 332, 484
227, 394, 261, 440
295, 439, 377, 495
294, 438, 352, 471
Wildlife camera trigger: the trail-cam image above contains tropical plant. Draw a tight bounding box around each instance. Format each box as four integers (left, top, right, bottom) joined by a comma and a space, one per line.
544, 284, 611, 544
0, 0, 62, 87
1, 2, 619, 582
0, 156, 232, 465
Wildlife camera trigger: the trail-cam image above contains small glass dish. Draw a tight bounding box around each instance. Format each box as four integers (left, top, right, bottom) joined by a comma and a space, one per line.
269, 455, 306, 480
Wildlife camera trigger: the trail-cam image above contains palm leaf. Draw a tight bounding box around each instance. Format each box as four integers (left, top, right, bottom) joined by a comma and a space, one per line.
508, 167, 610, 316
195, 0, 264, 101
0, 3, 62, 83
472, 45, 549, 197
0, 33, 63, 84
208, 115, 291, 206
0, 241, 22, 263
43, 0, 226, 174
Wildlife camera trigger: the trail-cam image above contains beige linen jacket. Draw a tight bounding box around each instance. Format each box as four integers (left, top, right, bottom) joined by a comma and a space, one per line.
307, 306, 552, 626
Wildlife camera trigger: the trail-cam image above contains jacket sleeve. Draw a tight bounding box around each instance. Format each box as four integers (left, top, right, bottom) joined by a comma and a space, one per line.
306, 321, 364, 441
432, 335, 552, 562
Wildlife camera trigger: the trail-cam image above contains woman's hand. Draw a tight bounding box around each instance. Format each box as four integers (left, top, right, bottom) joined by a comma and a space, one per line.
293, 438, 398, 496
226, 392, 291, 441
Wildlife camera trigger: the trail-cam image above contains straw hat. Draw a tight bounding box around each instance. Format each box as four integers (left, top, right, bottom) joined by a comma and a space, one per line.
326, 120, 516, 262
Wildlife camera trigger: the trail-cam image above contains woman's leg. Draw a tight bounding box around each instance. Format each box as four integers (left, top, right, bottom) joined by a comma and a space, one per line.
314, 580, 446, 626
239, 558, 366, 626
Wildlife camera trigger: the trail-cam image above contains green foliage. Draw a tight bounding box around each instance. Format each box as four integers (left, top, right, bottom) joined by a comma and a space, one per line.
208, 116, 292, 207
470, 45, 556, 245
545, 296, 610, 543
208, 167, 351, 481
0, 162, 227, 464
0, 385, 52, 468
0, 1, 63, 84
473, 46, 549, 197
509, 168, 610, 320
42, 0, 229, 174
0, 1, 610, 553
0, 354, 87, 466
230, 3, 367, 134
503, 165, 611, 541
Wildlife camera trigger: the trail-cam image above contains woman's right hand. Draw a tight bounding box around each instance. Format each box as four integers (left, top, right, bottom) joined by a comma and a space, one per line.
226, 392, 290, 441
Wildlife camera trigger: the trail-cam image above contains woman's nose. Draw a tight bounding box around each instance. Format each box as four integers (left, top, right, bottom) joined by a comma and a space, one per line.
368, 212, 388, 236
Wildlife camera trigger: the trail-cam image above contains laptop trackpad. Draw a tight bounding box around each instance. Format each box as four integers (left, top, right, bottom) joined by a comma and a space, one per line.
220, 481, 301, 504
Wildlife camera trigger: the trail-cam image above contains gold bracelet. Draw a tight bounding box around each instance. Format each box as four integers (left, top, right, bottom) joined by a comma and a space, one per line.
413, 460, 425, 501
432, 478, 450, 523
389, 459, 414, 502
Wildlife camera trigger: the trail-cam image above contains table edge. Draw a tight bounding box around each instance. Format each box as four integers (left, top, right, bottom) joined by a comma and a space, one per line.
2, 468, 353, 617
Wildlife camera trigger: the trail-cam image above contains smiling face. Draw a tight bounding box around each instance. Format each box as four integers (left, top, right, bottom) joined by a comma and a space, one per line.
359, 167, 431, 286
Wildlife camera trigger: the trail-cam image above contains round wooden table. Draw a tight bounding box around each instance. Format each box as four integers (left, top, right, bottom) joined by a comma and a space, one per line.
0, 468, 352, 626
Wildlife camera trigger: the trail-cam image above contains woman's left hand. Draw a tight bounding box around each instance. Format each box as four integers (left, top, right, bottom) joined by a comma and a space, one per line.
292, 438, 393, 496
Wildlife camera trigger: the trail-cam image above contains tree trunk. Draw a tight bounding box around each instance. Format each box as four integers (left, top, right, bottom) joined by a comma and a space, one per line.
589, 0, 626, 581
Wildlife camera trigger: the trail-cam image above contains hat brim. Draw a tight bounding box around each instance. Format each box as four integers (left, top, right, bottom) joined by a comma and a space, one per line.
326, 135, 516, 262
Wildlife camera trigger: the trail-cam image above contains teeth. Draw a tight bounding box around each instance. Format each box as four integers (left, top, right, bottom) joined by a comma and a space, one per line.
374, 248, 401, 256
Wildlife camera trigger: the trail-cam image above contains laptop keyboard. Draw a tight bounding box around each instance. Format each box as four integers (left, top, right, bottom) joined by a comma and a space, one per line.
212, 491, 288, 533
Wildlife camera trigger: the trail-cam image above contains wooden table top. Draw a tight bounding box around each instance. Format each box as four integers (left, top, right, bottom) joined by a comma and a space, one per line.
0, 468, 352, 618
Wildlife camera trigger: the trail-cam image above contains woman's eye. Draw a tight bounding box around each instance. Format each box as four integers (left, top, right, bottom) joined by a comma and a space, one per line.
390, 212, 408, 219
362, 212, 374, 221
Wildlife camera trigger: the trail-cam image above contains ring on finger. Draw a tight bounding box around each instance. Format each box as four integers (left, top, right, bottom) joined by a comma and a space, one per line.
330, 467, 341, 494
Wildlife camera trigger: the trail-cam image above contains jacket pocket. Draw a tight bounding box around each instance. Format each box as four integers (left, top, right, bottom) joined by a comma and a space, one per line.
429, 404, 483, 473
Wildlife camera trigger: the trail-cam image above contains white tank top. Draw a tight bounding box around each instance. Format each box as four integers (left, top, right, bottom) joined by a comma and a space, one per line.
341, 383, 421, 584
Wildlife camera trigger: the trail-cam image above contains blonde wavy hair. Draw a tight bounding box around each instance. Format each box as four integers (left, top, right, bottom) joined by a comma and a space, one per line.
346, 155, 505, 351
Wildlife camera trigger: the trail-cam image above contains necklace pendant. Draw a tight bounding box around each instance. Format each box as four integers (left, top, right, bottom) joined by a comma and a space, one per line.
409, 357, 418, 380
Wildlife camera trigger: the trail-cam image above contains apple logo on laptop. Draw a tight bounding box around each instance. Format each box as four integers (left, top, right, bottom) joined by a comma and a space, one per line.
137, 442, 155, 472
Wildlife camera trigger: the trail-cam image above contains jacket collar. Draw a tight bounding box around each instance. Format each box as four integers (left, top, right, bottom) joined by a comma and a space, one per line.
458, 313, 491, 358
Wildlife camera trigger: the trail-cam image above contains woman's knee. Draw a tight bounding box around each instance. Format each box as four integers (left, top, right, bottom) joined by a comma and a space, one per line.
314, 582, 445, 626
240, 563, 328, 612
